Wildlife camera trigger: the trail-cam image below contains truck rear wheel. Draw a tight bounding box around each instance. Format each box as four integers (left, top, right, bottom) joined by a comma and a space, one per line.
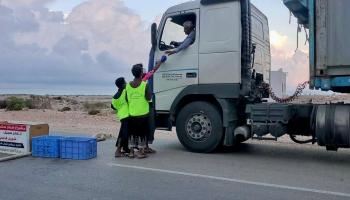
176, 101, 223, 153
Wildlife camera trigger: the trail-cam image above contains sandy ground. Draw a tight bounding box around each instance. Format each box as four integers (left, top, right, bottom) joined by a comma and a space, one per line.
0, 94, 118, 137
0, 109, 118, 137
0, 108, 174, 143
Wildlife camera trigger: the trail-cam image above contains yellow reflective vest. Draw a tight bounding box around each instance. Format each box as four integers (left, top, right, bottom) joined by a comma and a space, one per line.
126, 82, 149, 117
111, 89, 129, 120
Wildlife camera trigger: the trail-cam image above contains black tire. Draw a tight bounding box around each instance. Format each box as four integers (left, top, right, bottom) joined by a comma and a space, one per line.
176, 101, 223, 153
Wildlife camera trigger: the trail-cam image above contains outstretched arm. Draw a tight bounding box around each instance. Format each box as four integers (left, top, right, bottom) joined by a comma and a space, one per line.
174, 35, 194, 53
166, 31, 195, 56
142, 55, 167, 81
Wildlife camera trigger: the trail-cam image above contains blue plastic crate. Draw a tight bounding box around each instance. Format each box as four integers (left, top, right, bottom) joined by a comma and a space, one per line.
32, 136, 64, 158
60, 137, 97, 160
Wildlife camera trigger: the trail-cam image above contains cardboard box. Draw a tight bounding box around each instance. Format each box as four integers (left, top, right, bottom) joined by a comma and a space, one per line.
0, 122, 49, 155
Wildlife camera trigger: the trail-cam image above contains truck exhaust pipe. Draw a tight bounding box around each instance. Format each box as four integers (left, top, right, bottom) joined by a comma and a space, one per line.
234, 126, 251, 143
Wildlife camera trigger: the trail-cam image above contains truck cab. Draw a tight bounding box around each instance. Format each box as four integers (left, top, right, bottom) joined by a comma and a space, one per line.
149, 0, 271, 152
146, 0, 350, 153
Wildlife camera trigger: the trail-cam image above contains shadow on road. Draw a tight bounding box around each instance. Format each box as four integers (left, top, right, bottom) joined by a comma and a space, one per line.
161, 136, 350, 166
215, 142, 350, 166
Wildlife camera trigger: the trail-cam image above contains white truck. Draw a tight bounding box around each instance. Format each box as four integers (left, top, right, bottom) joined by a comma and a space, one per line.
147, 0, 350, 153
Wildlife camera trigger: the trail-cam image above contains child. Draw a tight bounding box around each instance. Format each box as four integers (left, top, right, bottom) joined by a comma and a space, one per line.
126, 64, 152, 159
111, 77, 130, 157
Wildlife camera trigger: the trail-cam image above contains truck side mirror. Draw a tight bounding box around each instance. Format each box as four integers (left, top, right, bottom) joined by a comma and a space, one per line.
151, 23, 158, 48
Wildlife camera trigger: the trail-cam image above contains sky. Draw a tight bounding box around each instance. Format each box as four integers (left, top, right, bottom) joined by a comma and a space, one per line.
0, 0, 310, 95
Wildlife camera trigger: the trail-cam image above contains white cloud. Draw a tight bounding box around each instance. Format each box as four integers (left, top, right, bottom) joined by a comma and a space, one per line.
2, 0, 53, 7
67, 0, 150, 64
270, 30, 288, 49
270, 30, 309, 91
0, 0, 152, 93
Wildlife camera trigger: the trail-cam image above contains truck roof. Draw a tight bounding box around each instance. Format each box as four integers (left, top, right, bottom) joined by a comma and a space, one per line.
166, 0, 267, 20
251, 4, 268, 21
166, 0, 201, 14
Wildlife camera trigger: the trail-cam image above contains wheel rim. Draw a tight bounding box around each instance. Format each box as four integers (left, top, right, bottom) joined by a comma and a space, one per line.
185, 113, 212, 142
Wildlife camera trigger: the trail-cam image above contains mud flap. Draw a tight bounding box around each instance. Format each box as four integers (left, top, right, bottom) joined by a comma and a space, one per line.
217, 98, 238, 146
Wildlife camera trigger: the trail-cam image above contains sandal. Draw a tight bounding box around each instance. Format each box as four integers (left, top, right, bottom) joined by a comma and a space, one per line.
128, 152, 135, 159
136, 153, 148, 159
115, 150, 123, 158
128, 149, 135, 159
145, 147, 157, 154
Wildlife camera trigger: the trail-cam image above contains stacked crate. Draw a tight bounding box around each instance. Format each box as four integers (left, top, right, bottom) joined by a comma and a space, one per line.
32, 136, 97, 160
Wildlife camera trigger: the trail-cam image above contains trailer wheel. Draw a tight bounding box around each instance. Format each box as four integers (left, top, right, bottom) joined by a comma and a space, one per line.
176, 101, 223, 153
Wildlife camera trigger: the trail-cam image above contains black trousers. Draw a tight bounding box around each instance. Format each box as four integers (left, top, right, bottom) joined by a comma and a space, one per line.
116, 118, 129, 152
128, 116, 148, 148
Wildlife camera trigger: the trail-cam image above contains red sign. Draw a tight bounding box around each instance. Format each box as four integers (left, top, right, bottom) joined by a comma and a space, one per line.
0, 124, 27, 132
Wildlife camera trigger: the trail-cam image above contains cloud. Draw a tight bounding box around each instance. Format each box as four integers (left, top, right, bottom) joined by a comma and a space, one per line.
0, 0, 151, 94
66, 0, 150, 64
270, 30, 310, 92
2, 0, 53, 8
270, 30, 288, 49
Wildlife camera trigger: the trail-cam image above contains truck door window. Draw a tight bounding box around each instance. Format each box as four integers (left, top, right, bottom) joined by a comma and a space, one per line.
159, 14, 196, 51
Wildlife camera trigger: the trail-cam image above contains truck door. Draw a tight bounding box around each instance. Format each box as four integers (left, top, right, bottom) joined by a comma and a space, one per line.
154, 10, 199, 111
199, 2, 241, 85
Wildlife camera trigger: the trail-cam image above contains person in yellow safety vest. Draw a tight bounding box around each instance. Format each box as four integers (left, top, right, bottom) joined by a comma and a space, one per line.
111, 77, 130, 157
126, 64, 152, 159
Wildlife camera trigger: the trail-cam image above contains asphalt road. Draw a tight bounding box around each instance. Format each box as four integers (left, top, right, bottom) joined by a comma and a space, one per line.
1, 132, 350, 200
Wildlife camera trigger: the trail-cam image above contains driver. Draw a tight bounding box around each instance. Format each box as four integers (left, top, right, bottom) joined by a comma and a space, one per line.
165, 20, 195, 56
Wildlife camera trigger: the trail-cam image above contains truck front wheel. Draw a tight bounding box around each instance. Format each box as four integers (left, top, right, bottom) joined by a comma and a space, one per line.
176, 101, 223, 153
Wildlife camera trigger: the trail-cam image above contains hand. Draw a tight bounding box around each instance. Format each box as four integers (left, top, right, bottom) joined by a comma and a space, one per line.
165, 50, 176, 56
155, 60, 160, 65
160, 55, 167, 63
